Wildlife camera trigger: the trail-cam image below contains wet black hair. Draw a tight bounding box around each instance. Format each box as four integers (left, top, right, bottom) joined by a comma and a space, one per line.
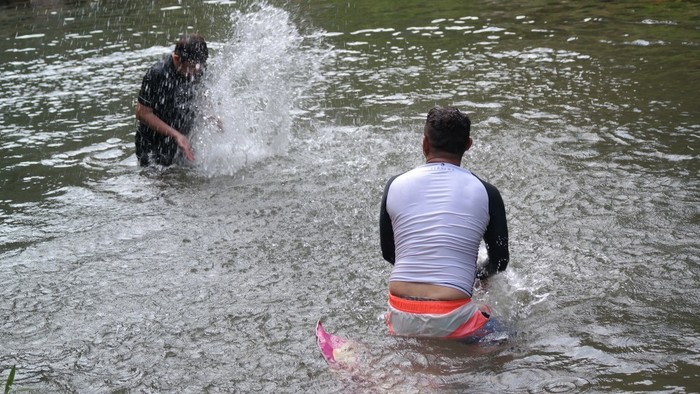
174, 33, 208, 63
424, 106, 471, 156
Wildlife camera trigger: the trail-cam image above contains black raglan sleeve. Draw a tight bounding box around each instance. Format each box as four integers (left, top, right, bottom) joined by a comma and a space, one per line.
477, 180, 510, 279
137, 66, 158, 108
379, 176, 398, 264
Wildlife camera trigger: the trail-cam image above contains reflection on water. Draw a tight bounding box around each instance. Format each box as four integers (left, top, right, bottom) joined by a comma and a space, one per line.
0, 0, 698, 392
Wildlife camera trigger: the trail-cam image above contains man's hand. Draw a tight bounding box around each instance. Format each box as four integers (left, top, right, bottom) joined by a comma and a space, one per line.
175, 133, 195, 161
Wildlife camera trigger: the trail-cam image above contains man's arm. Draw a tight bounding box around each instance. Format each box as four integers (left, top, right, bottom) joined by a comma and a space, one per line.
477, 181, 509, 280
135, 102, 195, 162
379, 176, 398, 264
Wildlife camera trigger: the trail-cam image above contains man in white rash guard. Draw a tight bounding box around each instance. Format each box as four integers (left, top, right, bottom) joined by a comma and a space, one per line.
379, 106, 509, 340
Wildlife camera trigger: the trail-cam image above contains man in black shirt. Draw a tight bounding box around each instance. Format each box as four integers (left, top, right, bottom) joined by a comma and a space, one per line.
135, 33, 208, 166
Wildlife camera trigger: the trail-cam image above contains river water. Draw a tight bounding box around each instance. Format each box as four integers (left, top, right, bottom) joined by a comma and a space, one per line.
1, 0, 698, 392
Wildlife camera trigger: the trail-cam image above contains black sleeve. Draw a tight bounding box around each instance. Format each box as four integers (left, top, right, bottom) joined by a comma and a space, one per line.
379, 175, 399, 264
137, 68, 154, 107
476, 180, 509, 279
137, 65, 163, 108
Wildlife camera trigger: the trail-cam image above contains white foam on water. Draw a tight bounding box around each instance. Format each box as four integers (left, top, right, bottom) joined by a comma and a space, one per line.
191, 3, 326, 176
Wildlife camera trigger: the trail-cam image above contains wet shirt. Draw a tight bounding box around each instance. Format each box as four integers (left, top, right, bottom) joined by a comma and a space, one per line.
379, 163, 509, 297
135, 55, 200, 165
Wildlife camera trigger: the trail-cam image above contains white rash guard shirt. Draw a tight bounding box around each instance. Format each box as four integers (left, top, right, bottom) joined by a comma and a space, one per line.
379, 162, 509, 297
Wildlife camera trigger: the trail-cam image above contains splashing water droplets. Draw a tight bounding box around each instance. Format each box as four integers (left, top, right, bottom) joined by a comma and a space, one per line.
192, 4, 320, 176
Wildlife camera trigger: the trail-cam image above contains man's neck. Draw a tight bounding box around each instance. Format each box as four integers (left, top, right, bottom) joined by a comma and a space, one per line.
425, 156, 462, 167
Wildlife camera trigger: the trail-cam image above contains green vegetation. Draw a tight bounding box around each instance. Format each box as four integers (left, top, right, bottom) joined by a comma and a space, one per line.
3, 366, 15, 394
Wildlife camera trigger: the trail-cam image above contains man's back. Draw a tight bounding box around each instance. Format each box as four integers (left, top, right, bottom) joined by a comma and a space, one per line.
385, 162, 490, 297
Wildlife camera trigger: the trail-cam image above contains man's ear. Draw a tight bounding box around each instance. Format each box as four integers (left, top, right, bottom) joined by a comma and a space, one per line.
465, 137, 473, 152
422, 135, 430, 157
172, 53, 181, 66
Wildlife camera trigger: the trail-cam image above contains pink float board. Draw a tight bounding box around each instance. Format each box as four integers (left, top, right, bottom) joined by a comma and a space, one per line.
316, 320, 347, 365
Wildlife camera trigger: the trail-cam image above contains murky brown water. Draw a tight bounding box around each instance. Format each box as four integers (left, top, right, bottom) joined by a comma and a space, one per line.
1, 0, 698, 392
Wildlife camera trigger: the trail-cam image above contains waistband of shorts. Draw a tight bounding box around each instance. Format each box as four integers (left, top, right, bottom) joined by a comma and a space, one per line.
388, 292, 471, 314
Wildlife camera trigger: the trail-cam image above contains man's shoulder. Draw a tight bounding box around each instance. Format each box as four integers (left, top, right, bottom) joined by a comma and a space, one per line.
469, 173, 505, 202
144, 54, 173, 78
384, 171, 406, 185
468, 171, 498, 189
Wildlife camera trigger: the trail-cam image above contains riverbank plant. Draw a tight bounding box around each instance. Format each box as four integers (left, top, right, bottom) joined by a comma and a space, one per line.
3, 365, 15, 394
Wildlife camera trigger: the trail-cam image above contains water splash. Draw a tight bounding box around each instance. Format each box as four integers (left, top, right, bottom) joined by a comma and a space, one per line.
192, 3, 326, 176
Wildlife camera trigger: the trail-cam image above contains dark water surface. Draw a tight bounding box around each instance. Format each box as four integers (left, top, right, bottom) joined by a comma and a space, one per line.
1, 0, 698, 392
